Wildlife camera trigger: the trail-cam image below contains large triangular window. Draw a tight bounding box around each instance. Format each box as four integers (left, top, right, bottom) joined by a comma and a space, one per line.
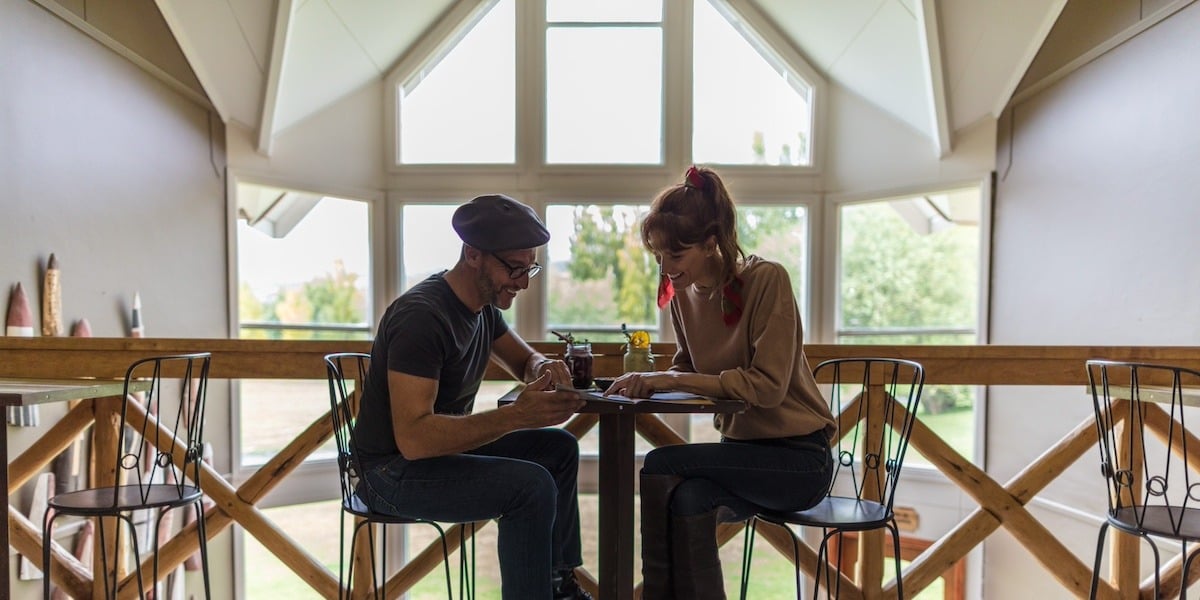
397, 0, 515, 164
389, 0, 819, 169
692, 0, 813, 166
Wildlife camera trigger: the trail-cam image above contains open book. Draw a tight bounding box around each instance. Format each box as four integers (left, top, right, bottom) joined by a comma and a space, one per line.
557, 386, 713, 405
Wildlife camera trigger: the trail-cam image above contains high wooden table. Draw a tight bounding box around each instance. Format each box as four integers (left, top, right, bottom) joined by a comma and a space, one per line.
501, 387, 744, 600
1, 378, 146, 597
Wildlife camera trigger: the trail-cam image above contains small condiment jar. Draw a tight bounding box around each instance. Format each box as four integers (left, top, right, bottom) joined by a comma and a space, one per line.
565, 342, 594, 389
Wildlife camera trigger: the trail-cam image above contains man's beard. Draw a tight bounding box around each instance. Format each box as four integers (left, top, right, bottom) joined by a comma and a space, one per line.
476, 271, 513, 309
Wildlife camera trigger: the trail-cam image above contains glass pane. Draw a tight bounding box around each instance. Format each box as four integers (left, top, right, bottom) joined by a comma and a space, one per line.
546, 27, 663, 164
236, 187, 370, 468
736, 205, 809, 326
401, 205, 462, 291
838, 195, 979, 333
237, 191, 372, 340
547, 0, 662, 23
836, 189, 982, 464
545, 204, 657, 341
692, 0, 812, 166
402, 204, 517, 325
243, 501, 342, 600
399, 0, 514, 164
240, 379, 335, 466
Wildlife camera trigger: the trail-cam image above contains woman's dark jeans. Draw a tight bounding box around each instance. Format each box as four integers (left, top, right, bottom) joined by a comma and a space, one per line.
361, 428, 583, 599
642, 433, 833, 519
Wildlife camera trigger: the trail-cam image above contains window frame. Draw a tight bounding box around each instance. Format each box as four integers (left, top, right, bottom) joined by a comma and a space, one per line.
382, 0, 827, 177
823, 177, 994, 475
225, 170, 387, 496
822, 179, 992, 346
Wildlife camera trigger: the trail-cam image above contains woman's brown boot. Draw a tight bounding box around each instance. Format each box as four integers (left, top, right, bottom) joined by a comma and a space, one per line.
669, 509, 727, 600
639, 472, 683, 599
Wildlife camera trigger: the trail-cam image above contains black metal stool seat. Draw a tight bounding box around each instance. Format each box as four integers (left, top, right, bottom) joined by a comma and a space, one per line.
49, 484, 203, 513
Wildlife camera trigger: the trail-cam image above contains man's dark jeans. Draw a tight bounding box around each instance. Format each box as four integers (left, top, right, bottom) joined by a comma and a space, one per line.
361, 428, 583, 599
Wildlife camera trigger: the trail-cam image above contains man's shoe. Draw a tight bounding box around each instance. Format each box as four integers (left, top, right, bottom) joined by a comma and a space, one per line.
553, 569, 594, 600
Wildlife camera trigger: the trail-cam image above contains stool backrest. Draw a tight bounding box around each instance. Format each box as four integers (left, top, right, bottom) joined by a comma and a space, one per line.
325, 352, 372, 507
1086, 359, 1200, 534
815, 357, 925, 511
116, 352, 211, 505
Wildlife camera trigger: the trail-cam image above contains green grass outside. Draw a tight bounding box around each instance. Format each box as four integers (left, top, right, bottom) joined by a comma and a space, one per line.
908, 405, 975, 466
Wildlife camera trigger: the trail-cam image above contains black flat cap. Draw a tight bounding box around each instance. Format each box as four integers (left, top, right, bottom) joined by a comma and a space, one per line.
452, 194, 550, 251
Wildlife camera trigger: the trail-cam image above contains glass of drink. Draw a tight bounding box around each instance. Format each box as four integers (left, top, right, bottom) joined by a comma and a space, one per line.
565, 342, 594, 389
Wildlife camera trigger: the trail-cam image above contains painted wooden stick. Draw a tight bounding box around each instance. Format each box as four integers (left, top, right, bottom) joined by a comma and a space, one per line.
51, 520, 95, 600
6, 282, 34, 337
20, 472, 55, 580
6, 282, 37, 426
42, 253, 62, 336
69, 318, 92, 337
52, 318, 95, 496
151, 467, 180, 600
130, 292, 144, 337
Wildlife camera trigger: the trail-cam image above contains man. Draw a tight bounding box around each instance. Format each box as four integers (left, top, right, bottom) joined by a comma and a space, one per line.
353, 194, 592, 599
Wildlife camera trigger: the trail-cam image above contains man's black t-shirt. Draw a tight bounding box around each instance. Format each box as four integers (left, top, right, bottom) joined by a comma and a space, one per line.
353, 272, 508, 470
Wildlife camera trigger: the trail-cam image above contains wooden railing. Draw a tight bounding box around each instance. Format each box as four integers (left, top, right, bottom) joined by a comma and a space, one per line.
5, 338, 1200, 599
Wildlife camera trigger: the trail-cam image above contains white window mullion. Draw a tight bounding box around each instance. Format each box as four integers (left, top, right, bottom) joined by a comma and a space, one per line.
517, 0, 543, 175
513, 0, 547, 340
663, 0, 691, 172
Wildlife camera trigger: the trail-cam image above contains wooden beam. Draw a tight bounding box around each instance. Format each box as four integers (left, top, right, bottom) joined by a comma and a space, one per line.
7, 338, 1200, 384
916, 0, 951, 157
257, 0, 295, 155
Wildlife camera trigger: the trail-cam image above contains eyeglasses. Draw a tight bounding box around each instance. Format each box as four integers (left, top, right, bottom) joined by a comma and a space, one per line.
490, 252, 543, 279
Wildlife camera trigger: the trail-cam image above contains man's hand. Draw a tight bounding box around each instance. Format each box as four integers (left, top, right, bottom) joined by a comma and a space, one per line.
508, 372, 585, 428
532, 357, 573, 389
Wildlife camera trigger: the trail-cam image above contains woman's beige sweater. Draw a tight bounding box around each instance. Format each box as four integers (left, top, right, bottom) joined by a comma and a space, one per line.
669, 255, 836, 441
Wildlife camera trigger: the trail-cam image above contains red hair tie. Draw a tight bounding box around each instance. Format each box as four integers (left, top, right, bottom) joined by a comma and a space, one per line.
684, 165, 707, 193
720, 276, 745, 327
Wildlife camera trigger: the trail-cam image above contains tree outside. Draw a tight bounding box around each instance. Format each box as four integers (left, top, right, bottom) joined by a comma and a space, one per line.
839, 202, 977, 336
837, 196, 981, 461
239, 259, 370, 341
547, 204, 809, 341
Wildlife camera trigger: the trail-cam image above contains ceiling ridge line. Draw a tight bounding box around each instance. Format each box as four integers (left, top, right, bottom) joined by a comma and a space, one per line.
325, 0, 385, 72
826, 0, 890, 71
228, 0, 268, 74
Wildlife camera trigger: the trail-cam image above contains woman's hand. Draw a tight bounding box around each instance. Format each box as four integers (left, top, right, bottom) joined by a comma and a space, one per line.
603, 371, 676, 399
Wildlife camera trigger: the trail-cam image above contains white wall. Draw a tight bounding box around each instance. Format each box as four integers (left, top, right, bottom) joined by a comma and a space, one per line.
226, 80, 387, 195
823, 82, 997, 196
0, 0, 233, 596
987, 2, 1200, 597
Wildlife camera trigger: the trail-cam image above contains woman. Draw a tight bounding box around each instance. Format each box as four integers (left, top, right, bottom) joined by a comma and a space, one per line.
605, 166, 836, 599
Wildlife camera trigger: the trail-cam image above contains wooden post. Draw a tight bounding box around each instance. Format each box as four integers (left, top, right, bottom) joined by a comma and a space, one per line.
1110, 402, 1141, 599
91, 394, 124, 599
858, 383, 887, 599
